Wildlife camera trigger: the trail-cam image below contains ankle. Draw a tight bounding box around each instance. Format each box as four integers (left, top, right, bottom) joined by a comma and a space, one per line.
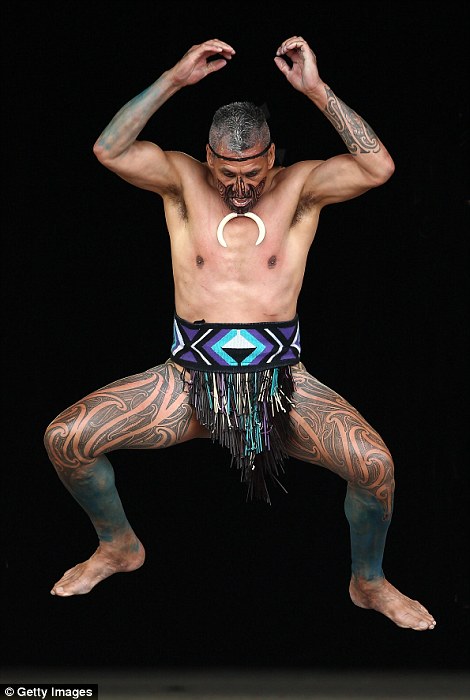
351, 574, 385, 590
98, 530, 140, 550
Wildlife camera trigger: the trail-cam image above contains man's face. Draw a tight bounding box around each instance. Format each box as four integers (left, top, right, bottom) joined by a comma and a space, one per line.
207, 143, 275, 214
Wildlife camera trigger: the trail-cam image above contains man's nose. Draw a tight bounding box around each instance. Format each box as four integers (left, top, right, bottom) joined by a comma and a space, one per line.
234, 176, 246, 196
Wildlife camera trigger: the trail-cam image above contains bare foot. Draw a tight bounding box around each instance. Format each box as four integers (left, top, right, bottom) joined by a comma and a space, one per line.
349, 576, 436, 630
51, 535, 145, 597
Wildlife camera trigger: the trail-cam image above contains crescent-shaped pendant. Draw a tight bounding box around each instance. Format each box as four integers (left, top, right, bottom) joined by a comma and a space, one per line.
216, 213, 237, 247
216, 212, 266, 247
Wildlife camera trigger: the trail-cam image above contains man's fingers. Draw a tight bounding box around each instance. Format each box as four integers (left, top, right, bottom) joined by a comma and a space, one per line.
206, 58, 229, 73
276, 36, 308, 56
274, 56, 291, 73
202, 39, 235, 56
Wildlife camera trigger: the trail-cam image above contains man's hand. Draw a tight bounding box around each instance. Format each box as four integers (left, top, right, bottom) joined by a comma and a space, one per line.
274, 36, 322, 95
169, 39, 235, 88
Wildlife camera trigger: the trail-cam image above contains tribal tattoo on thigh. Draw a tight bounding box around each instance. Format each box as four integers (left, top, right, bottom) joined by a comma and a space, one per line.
288, 370, 394, 515
45, 361, 193, 472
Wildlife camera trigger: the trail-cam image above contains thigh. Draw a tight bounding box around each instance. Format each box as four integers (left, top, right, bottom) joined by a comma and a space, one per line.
49, 359, 208, 461
287, 364, 393, 485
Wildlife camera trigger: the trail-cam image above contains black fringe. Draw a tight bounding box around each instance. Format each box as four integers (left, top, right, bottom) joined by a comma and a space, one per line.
183, 366, 295, 503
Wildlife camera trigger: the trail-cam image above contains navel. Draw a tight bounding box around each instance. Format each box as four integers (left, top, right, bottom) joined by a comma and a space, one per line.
268, 255, 277, 268
196, 255, 204, 267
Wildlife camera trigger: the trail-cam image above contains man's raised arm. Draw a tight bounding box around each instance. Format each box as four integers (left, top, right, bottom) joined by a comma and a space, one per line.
93, 40, 235, 191
274, 35, 395, 205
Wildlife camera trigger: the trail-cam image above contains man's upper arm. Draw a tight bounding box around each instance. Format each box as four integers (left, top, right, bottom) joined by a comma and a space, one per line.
93, 139, 181, 194
303, 153, 391, 207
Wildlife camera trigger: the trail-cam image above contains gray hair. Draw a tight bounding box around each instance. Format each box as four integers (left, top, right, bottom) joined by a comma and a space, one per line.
208, 102, 271, 154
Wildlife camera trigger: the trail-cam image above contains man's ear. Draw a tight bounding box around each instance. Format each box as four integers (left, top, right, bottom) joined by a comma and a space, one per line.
267, 143, 276, 169
206, 144, 214, 166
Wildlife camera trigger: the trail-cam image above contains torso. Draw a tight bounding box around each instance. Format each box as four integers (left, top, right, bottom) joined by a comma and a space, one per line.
163, 156, 323, 323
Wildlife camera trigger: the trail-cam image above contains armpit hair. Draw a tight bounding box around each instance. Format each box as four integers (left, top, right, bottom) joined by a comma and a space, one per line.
163, 184, 188, 221
292, 192, 317, 226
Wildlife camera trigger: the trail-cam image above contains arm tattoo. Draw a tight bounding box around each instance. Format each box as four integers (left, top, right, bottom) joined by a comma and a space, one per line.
96, 84, 160, 152
324, 87, 380, 155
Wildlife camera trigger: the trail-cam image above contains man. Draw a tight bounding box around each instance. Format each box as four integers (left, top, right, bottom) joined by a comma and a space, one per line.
44, 36, 436, 631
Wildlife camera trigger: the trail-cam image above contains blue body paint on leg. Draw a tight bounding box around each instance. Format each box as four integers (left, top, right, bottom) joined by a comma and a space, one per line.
63, 455, 131, 542
344, 484, 392, 580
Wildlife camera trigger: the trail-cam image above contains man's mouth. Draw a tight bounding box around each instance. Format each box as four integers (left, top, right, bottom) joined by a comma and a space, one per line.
229, 198, 253, 214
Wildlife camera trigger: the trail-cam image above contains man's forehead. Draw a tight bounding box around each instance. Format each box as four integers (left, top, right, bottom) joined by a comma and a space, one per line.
208, 142, 272, 162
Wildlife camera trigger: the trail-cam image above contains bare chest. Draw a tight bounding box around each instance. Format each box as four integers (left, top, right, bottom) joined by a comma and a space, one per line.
191, 210, 288, 278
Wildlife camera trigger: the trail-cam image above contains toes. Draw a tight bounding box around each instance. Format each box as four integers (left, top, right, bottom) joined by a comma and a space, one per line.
406, 610, 436, 631
415, 620, 434, 631
416, 621, 428, 630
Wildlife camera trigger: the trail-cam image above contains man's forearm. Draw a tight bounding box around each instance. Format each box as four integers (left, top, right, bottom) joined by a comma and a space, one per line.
308, 83, 385, 155
322, 86, 381, 155
94, 70, 179, 157
307, 82, 393, 181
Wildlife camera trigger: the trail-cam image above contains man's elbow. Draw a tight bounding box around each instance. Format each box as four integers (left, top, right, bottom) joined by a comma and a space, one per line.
373, 154, 395, 187
92, 141, 119, 171
382, 154, 396, 181
92, 140, 107, 164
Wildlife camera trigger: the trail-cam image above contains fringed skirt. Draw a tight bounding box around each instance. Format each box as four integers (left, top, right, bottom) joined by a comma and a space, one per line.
171, 314, 301, 503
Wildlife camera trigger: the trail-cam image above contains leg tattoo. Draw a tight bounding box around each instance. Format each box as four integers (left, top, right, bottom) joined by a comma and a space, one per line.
44, 360, 196, 533
45, 360, 195, 471
287, 365, 394, 580
44, 360, 202, 596
286, 366, 436, 630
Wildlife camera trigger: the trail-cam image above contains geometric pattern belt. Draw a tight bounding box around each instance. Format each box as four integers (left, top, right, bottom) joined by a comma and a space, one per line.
171, 313, 301, 372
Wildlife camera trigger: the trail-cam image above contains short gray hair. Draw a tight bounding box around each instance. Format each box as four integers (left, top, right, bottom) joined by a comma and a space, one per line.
209, 102, 270, 154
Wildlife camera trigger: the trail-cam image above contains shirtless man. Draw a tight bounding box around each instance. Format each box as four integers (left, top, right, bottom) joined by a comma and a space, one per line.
44, 36, 436, 631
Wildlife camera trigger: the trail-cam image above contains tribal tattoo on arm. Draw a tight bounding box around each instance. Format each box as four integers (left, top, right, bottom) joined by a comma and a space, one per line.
324, 87, 380, 155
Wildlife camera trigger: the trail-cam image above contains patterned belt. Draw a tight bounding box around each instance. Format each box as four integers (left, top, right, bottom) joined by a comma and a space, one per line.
171, 314, 301, 372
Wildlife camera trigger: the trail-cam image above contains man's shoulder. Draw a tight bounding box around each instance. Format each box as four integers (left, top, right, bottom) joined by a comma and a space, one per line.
167, 150, 205, 169
269, 160, 324, 195
275, 159, 324, 177
166, 151, 209, 187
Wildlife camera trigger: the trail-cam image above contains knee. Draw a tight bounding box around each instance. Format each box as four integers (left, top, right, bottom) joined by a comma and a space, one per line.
353, 444, 395, 495
350, 445, 395, 518
44, 416, 69, 468
380, 446, 395, 486
44, 412, 89, 470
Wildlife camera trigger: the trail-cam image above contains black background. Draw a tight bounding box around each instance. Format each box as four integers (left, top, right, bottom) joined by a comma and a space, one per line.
2, 0, 469, 673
